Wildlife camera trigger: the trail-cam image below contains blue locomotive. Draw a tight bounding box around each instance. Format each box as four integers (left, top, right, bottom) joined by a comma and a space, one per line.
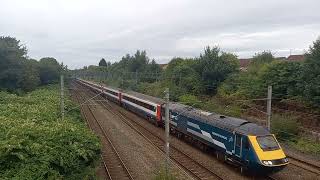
169, 102, 288, 173
77, 78, 289, 173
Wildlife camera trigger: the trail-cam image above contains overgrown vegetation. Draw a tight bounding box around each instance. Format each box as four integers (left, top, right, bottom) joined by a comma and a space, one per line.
289, 137, 320, 155
0, 85, 100, 179
0, 36, 65, 94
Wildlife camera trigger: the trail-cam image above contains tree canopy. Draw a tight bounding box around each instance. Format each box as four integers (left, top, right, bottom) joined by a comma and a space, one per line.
196, 46, 239, 94
300, 38, 320, 106
98, 58, 107, 66
0, 36, 62, 93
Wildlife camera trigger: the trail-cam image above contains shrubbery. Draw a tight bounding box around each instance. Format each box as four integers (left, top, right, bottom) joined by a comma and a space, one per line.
271, 114, 299, 140
0, 85, 100, 179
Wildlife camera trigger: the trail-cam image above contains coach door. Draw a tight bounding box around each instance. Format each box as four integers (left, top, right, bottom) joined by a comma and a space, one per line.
234, 133, 242, 158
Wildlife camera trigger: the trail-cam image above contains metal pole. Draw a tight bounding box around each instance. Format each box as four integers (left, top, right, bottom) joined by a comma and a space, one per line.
267, 86, 272, 131
60, 74, 64, 120
135, 71, 138, 84
164, 88, 170, 176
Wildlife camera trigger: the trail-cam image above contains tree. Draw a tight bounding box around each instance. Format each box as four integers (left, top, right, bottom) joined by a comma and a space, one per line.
19, 59, 41, 91
260, 61, 302, 98
164, 57, 201, 95
300, 37, 320, 107
98, 58, 107, 67
248, 51, 275, 74
0, 36, 28, 92
196, 46, 239, 94
128, 50, 149, 72
39, 57, 61, 85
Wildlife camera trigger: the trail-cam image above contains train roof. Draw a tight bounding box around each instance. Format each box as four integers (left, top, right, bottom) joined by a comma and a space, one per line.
79, 79, 164, 105
170, 102, 270, 136
235, 123, 269, 136
124, 90, 165, 105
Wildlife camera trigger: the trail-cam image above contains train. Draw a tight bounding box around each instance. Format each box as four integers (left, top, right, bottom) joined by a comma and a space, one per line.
76, 78, 289, 174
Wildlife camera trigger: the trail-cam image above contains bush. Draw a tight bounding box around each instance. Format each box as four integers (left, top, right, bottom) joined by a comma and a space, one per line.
289, 137, 320, 155
179, 94, 202, 108
0, 85, 101, 179
271, 114, 299, 141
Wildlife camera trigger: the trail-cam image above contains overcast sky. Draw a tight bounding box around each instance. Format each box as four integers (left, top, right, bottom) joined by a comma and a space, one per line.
1, 0, 319, 69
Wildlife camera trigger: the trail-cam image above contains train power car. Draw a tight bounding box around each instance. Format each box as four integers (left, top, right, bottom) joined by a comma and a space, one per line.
169, 102, 289, 173
76, 78, 288, 174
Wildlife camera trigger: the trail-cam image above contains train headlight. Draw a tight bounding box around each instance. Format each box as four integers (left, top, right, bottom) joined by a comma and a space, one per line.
262, 160, 273, 165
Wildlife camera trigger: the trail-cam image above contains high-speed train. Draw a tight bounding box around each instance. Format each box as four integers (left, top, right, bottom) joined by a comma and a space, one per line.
76, 78, 289, 173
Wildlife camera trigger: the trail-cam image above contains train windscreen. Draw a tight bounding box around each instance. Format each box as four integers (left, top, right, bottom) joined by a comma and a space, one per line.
256, 135, 280, 151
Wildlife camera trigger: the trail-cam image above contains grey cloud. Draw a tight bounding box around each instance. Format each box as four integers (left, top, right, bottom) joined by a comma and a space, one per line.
0, 0, 319, 69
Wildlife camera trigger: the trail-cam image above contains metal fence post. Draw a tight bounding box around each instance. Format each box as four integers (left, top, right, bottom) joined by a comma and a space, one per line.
60, 74, 64, 120
267, 86, 272, 131
164, 88, 170, 176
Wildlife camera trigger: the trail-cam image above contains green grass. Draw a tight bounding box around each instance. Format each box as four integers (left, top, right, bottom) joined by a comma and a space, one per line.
153, 165, 177, 180
289, 137, 320, 155
271, 114, 299, 140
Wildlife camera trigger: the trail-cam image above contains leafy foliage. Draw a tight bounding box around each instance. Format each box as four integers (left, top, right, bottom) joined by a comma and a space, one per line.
260, 61, 302, 98
289, 137, 320, 155
99, 58, 107, 67
0, 85, 100, 179
196, 46, 239, 94
271, 114, 299, 140
299, 38, 320, 106
178, 94, 202, 108
39, 57, 61, 85
0, 36, 62, 93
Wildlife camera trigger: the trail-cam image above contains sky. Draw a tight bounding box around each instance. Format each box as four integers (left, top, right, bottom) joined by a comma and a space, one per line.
0, 0, 319, 69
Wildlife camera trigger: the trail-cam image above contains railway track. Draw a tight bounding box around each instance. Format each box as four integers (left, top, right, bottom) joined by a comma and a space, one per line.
73, 85, 134, 180
79, 83, 224, 180
287, 155, 320, 176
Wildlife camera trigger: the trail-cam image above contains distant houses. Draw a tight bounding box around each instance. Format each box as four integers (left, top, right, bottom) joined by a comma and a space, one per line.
239, 54, 305, 71
287, 55, 305, 62
159, 64, 169, 69
238, 58, 252, 71
158, 54, 305, 71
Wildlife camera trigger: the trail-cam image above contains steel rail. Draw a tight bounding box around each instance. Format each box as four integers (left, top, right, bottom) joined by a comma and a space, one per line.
73, 83, 134, 180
